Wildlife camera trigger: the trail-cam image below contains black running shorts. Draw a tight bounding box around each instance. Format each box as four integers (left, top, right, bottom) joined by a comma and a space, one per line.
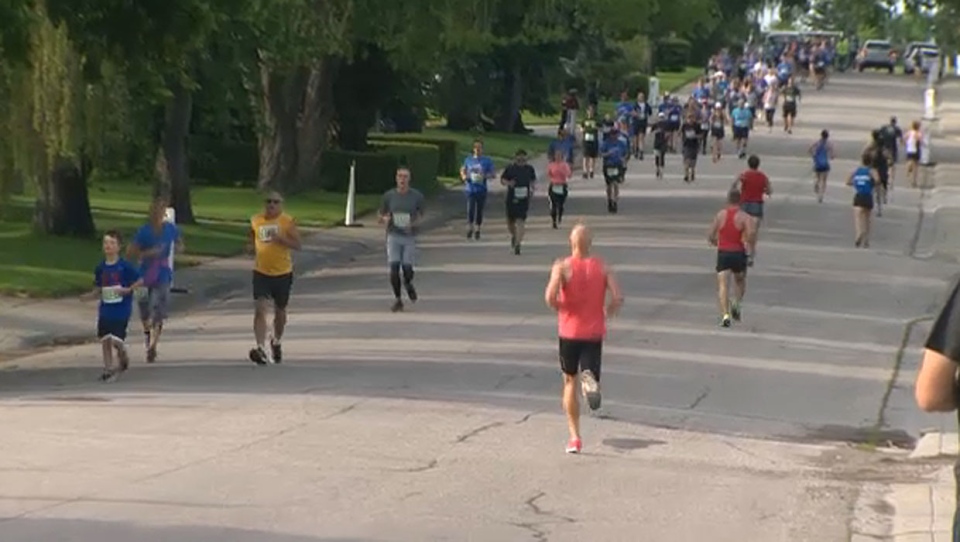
558, 338, 602, 378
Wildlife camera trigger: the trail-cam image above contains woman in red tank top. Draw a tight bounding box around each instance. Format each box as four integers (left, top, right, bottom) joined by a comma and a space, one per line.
545, 224, 623, 454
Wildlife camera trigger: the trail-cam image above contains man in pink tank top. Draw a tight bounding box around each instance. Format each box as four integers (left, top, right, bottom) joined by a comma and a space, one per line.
544, 223, 624, 454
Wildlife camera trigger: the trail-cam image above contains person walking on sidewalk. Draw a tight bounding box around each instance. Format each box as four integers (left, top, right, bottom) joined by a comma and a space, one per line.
127, 197, 183, 363
544, 222, 624, 454
247, 191, 302, 365
460, 140, 496, 240
501, 149, 536, 255
95, 230, 142, 382
708, 189, 757, 328
547, 151, 571, 230
380, 167, 425, 310
915, 277, 960, 541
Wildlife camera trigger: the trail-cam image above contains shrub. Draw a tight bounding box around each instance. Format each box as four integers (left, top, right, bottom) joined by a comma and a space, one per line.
189, 136, 258, 187
320, 143, 440, 195
656, 37, 692, 73
367, 134, 459, 177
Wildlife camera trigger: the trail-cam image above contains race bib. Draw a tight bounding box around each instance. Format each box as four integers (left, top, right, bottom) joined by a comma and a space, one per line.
785, 96, 795, 102
257, 224, 279, 242
470, 172, 483, 183
669, 114, 679, 121
700, 122, 709, 130
134, 287, 148, 301
101, 286, 124, 304
584, 132, 595, 142
685, 129, 696, 138
605, 167, 620, 177
513, 186, 529, 199
551, 184, 566, 195
392, 212, 411, 228
713, 121, 723, 128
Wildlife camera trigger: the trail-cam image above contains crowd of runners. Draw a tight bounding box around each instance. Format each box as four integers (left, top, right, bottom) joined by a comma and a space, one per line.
87, 38, 927, 454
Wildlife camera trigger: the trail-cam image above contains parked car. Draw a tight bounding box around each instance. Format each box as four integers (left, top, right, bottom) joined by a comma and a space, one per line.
858, 40, 896, 73
903, 42, 938, 74
905, 45, 942, 77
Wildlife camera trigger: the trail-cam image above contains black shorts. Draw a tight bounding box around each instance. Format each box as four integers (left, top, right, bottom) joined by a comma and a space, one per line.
682, 145, 699, 161
583, 141, 599, 158
558, 338, 602, 378
740, 201, 763, 219
97, 318, 130, 341
716, 250, 748, 273
711, 127, 725, 139
733, 126, 749, 140
602, 164, 624, 184
506, 200, 530, 221
877, 168, 889, 189
814, 65, 826, 75
906, 151, 920, 162
888, 147, 898, 164
631, 122, 647, 136
853, 193, 874, 210
253, 271, 293, 309
783, 103, 797, 117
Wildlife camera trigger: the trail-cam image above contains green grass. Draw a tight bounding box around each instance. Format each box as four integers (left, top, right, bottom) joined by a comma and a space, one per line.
520, 66, 705, 126
0, 183, 382, 298
416, 128, 552, 168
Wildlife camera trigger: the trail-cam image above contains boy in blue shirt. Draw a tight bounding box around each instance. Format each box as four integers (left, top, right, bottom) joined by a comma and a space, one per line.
95, 230, 143, 382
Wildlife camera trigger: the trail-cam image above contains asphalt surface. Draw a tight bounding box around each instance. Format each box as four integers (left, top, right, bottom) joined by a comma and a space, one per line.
1, 71, 958, 541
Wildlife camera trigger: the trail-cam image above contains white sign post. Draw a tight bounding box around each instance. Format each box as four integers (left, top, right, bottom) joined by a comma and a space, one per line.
343, 160, 363, 227
649, 77, 661, 110
164, 207, 187, 293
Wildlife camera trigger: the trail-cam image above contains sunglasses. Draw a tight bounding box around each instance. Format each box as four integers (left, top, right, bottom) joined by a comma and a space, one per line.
265, 199, 281, 204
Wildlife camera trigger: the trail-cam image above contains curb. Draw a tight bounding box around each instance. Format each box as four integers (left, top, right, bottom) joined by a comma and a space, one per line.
910, 432, 960, 459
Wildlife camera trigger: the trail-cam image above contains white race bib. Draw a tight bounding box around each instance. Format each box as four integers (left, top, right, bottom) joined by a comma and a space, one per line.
700, 122, 709, 130
392, 212, 411, 228
101, 286, 124, 304
470, 172, 483, 183
550, 184, 566, 195
713, 121, 723, 128
257, 224, 279, 242
605, 167, 620, 177
584, 132, 595, 142
513, 186, 529, 199
685, 129, 696, 138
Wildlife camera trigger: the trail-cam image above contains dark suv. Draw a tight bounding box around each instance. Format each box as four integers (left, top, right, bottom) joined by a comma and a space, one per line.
857, 40, 895, 73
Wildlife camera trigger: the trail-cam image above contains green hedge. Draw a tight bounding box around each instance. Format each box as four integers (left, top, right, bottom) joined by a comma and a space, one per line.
656, 38, 692, 73
189, 137, 258, 187
367, 134, 459, 177
320, 143, 440, 195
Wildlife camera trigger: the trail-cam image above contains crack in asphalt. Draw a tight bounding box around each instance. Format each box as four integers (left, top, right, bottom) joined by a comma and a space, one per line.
454, 421, 505, 443
494, 372, 534, 390
872, 314, 933, 445
509, 491, 577, 541
320, 400, 363, 420
400, 458, 438, 473
688, 386, 711, 410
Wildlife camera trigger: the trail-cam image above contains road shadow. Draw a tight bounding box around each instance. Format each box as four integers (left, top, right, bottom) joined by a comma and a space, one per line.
0, 517, 376, 542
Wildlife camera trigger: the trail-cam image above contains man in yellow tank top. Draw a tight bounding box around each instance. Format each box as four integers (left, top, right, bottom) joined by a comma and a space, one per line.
248, 191, 301, 365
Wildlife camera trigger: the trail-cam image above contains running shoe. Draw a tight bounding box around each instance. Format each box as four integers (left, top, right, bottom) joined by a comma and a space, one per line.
248, 346, 269, 366
117, 347, 130, 372
473, 231, 481, 240
391, 299, 404, 313
580, 370, 602, 410
565, 438, 582, 454
406, 283, 418, 302
146, 346, 157, 363
99, 370, 118, 383
731, 302, 742, 322
720, 314, 732, 328
514, 244, 521, 256
271, 339, 283, 364
466, 230, 473, 240
510, 235, 516, 248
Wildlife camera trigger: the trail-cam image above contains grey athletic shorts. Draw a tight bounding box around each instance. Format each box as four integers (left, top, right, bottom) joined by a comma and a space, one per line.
386, 233, 417, 265
137, 283, 171, 324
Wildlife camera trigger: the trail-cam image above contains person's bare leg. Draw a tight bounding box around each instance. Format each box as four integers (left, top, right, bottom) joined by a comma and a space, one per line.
101, 341, 113, 373
562, 374, 580, 441
733, 272, 746, 303
863, 212, 872, 247
853, 208, 863, 245
515, 220, 526, 245
507, 219, 516, 241
273, 307, 287, 341
254, 299, 270, 346
717, 271, 730, 316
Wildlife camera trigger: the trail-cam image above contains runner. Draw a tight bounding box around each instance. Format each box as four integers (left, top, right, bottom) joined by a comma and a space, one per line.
762, 81, 778, 132
781, 78, 801, 134
94, 230, 142, 382
681, 112, 704, 182
668, 96, 683, 151
809, 130, 835, 203
708, 189, 757, 328
127, 197, 182, 363
379, 167, 425, 312
653, 112, 669, 179
905, 120, 923, 188
547, 151, 571, 230
880, 117, 904, 187
601, 127, 627, 213
248, 191, 302, 364
731, 99, 752, 159
698, 101, 712, 156
847, 153, 879, 248
866, 129, 890, 216
631, 91, 652, 159
580, 105, 600, 179
732, 155, 771, 239
460, 139, 496, 240
544, 222, 624, 454
710, 102, 727, 163
501, 149, 537, 254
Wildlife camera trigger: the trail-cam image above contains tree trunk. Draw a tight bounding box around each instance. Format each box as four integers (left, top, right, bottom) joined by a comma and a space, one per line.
33, 156, 96, 237
495, 61, 525, 133
295, 57, 339, 191
256, 64, 303, 192
154, 81, 196, 224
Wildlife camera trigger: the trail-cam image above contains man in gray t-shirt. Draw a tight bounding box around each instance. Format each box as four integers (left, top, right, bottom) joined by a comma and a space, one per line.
378, 166, 425, 312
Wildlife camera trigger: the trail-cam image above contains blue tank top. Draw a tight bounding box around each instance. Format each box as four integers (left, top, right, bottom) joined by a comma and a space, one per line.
813, 141, 829, 168
853, 166, 873, 196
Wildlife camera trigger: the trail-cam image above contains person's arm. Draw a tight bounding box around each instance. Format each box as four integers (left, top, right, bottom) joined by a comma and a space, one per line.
604, 265, 624, 318
378, 193, 391, 223
459, 160, 468, 183
846, 171, 855, 186
500, 166, 514, 187
707, 212, 721, 246
120, 263, 143, 295
245, 222, 256, 254
917, 280, 960, 411
741, 212, 758, 256
764, 175, 772, 196
126, 229, 143, 260
544, 259, 566, 311
412, 193, 426, 226
275, 218, 302, 251
729, 173, 742, 192
173, 225, 185, 254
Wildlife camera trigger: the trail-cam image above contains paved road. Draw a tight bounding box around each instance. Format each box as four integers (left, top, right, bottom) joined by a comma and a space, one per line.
1, 72, 956, 541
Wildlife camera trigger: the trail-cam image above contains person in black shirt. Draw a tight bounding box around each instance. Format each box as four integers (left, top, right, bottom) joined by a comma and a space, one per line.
916, 277, 960, 540
880, 117, 904, 185
652, 112, 669, 179
500, 149, 537, 254
681, 113, 704, 182
580, 105, 600, 179
865, 130, 890, 215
